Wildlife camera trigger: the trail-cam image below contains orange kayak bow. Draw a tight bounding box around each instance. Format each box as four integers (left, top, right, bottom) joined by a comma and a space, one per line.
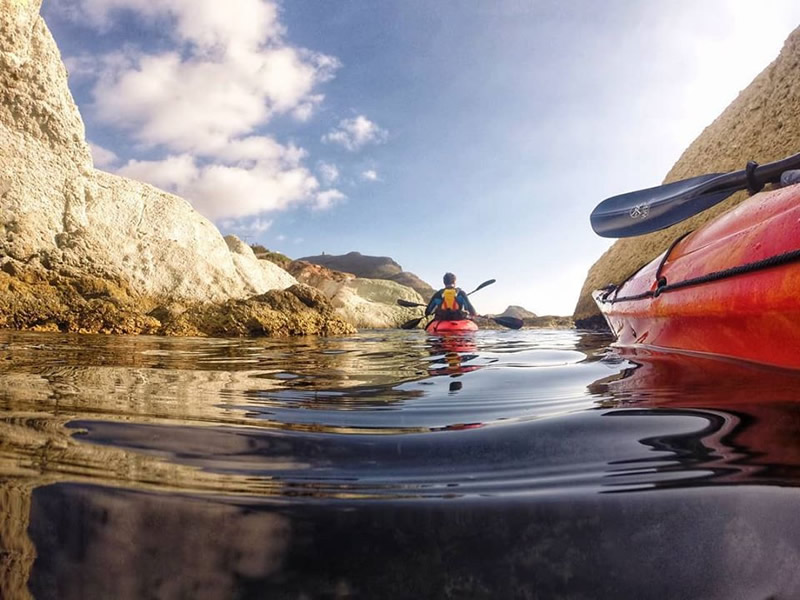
594, 183, 800, 369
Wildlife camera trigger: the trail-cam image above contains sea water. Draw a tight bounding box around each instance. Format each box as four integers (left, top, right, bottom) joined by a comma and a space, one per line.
2, 328, 800, 599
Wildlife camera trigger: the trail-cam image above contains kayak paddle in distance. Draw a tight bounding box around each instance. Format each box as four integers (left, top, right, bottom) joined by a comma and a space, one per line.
397, 298, 425, 308
401, 314, 523, 330
590, 151, 800, 238
397, 278, 497, 329
487, 316, 523, 330
397, 279, 506, 329
397, 278, 497, 308
466, 279, 496, 295
400, 315, 426, 329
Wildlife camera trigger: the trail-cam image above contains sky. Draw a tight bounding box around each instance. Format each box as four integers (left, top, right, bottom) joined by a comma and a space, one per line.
41, 0, 800, 316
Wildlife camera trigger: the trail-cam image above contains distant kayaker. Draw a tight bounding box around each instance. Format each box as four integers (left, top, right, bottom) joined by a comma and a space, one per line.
425, 273, 478, 321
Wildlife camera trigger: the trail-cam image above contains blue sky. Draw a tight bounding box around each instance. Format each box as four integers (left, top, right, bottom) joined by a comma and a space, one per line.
42, 0, 800, 315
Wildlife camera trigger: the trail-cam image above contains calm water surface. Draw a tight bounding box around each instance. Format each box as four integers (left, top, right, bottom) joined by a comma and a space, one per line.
2, 328, 800, 599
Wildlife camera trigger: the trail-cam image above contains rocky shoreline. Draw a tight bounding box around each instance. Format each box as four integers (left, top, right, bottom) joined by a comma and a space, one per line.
0, 261, 355, 337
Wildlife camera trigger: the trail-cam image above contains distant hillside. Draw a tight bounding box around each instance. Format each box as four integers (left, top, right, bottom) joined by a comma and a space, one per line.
299, 252, 402, 278
299, 252, 435, 299
251, 245, 292, 269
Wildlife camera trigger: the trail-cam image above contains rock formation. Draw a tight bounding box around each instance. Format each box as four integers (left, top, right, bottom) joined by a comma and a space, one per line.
385, 271, 436, 300
299, 251, 403, 278
498, 305, 537, 320
0, 0, 353, 336
288, 261, 424, 328
299, 251, 435, 299
574, 26, 800, 327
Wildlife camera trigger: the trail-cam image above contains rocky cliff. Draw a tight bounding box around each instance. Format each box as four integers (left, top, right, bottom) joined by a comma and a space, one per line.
299, 251, 435, 299
574, 26, 800, 327
0, 0, 353, 336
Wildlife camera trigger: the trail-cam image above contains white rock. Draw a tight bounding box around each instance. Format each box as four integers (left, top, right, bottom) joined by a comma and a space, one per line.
330, 278, 425, 328
0, 0, 297, 303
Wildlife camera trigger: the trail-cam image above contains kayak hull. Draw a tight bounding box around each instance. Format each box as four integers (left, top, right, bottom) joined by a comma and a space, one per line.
593, 183, 800, 370
425, 319, 479, 334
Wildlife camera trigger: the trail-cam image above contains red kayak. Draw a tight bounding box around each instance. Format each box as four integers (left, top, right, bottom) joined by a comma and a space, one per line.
425, 319, 479, 334
594, 183, 800, 370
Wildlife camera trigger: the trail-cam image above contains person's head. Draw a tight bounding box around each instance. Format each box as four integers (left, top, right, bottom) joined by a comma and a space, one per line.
443, 272, 456, 287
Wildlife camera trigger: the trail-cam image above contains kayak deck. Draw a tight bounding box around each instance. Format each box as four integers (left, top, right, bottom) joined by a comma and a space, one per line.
425, 319, 479, 334
594, 183, 800, 369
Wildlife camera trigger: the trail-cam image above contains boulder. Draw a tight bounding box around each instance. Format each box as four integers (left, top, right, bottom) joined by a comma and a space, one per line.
0, 1, 352, 336
387, 271, 436, 300
574, 26, 800, 327
287, 260, 424, 328
498, 305, 537, 319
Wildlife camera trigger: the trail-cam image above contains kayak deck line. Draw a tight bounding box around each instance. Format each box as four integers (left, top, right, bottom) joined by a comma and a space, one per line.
598, 245, 800, 304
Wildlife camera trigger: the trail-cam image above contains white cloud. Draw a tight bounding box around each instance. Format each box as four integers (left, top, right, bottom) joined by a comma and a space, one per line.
91, 47, 335, 153
313, 189, 346, 211
60, 1, 338, 152
116, 144, 323, 220
62, 0, 284, 51
219, 217, 273, 234
89, 142, 118, 168
117, 154, 199, 192
322, 115, 388, 151
292, 93, 324, 122
216, 136, 306, 167
361, 169, 379, 181
56, 0, 348, 222
317, 162, 340, 185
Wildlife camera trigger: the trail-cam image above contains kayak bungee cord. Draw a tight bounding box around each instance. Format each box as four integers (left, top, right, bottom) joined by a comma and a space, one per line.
598, 241, 800, 304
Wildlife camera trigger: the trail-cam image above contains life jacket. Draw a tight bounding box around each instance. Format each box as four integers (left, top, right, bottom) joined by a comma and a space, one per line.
440, 287, 461, 311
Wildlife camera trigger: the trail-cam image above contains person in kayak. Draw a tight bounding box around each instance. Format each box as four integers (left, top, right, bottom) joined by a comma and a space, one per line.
425, 273, 478, 321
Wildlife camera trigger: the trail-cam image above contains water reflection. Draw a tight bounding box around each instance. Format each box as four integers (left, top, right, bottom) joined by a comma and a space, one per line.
592, 348, 800, 490
426, 334, 484, 379
0, 331, 611, 502
7, 329, 800, 597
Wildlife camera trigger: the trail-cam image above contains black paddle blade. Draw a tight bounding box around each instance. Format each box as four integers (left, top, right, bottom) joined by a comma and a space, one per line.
590, 150, 800, 238
590, 172, 733, 238
397, 298, 425, 308
492, 316, 523, 329
400, 317, 424, 330
468, 279, 496, 295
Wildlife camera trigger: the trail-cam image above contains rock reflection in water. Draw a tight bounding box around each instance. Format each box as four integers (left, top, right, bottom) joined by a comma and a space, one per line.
9, 330, 800, 597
